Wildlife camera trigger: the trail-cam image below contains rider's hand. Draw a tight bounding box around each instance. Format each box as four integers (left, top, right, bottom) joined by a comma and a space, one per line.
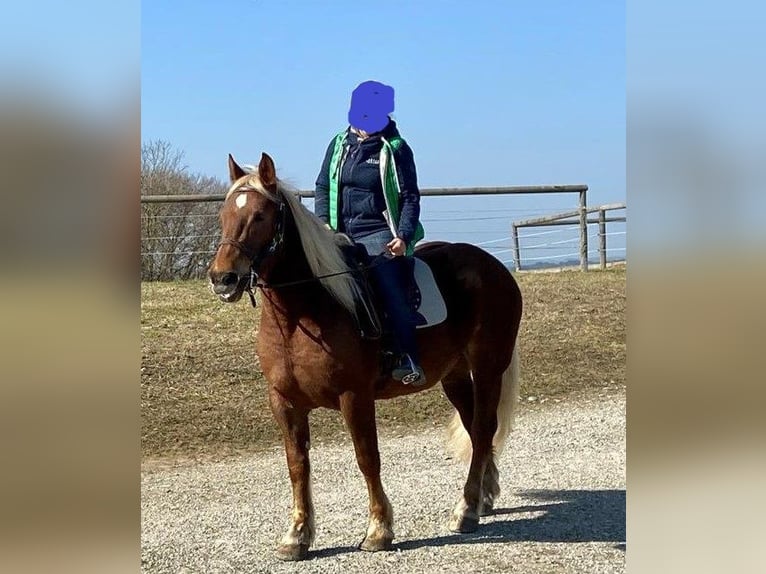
386, 237, 407, 257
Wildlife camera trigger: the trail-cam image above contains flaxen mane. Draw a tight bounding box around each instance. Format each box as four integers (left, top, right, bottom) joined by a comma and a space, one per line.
228, 167, 363, 321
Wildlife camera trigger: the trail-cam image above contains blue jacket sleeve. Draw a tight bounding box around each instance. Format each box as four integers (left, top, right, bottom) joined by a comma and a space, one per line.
394, 142, 421, 245
314, 138, 336, 224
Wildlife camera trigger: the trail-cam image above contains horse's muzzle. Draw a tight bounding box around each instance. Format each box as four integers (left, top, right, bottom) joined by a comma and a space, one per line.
209, 271, 245, 302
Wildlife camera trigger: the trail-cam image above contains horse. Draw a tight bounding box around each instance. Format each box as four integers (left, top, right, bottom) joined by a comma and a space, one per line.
208, 153, 523, 561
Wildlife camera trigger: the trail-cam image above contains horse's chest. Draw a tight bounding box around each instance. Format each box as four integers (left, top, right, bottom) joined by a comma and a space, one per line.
256, 320, 336, 382
256, 313, 373, 407
257, 334, 346, 410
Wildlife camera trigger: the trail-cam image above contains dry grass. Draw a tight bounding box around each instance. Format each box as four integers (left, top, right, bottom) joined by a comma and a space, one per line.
141, 267, 625, 460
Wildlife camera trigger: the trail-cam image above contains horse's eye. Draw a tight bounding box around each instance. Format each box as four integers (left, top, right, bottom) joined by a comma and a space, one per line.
253, 212, 265, 222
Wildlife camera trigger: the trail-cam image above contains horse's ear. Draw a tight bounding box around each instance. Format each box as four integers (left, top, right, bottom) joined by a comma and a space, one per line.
228, 154, 247, 183
258, 153, 277, 189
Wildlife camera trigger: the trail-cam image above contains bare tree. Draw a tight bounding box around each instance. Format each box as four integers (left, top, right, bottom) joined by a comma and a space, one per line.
141, 141, 225, 280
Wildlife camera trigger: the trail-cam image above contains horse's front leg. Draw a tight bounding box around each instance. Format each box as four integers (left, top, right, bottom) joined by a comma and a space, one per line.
339, 391, 394, 552
269, 388, 315, 561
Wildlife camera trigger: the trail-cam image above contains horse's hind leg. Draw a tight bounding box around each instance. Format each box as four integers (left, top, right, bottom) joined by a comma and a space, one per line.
448, 366, 503, 533
339, 391, 394, 552
442, 362, 474, 464
481, 458, 500, 516
269, 388, 315, 561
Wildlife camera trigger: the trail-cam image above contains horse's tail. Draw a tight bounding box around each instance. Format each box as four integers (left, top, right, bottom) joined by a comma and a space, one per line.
446, 345, 521, 465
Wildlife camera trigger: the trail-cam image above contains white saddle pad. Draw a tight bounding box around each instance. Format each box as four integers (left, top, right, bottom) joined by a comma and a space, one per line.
412, 258, 447, 328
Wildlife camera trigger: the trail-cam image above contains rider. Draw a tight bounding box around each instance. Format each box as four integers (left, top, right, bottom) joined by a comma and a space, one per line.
314, 80, 426, 385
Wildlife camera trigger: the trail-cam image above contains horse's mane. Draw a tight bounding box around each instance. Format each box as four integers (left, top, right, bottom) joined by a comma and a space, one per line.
230, 168, 363, 321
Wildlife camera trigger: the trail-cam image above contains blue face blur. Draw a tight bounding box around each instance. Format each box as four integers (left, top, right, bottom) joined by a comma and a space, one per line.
348, 80, 395, 134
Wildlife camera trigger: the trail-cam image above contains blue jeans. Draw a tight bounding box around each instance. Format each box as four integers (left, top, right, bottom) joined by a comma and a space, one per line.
354, 230, 419, 363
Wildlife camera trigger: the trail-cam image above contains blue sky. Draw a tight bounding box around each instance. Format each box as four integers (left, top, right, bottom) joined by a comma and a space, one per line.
142, 0, 625, 263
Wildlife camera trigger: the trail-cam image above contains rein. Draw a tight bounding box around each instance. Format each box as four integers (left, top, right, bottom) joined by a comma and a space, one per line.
246, 256, 389, 308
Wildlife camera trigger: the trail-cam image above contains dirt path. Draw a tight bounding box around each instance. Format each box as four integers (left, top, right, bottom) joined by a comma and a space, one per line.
141, 389, 625, 573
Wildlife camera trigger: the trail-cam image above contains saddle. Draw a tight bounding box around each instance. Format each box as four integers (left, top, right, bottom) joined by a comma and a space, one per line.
333, 234, 447, 341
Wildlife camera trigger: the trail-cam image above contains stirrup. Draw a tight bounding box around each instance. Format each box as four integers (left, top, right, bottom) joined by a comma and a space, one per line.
401, 371, 423, 385
392, 355, 426, 386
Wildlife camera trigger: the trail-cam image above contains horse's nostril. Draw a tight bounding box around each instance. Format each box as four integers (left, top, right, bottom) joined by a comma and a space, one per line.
221, 272, 238, 286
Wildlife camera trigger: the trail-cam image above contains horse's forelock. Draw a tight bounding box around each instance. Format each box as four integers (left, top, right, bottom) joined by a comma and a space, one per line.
225, 169, 280, 204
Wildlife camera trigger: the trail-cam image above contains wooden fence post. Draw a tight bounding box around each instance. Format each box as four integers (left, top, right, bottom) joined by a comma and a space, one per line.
599, 209, 607, 270
579, 189, 588, 271
512, 223, 521, 271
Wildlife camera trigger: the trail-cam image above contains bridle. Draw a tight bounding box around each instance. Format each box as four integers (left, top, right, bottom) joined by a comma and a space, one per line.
216, 193, 392, 309
217, 199, 286, 307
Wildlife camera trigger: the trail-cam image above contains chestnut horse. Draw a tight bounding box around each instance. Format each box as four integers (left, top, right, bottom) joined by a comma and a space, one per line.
208, 153, 523, 561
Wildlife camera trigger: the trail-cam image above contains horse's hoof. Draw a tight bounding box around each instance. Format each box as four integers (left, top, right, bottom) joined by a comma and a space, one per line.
480, 498, 495, 516
276, 543, 309, 561
449, 514, 479, 533
359, 535, 393, 552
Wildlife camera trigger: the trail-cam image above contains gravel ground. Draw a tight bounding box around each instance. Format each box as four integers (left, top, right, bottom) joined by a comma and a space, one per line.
141, 389, 625, 573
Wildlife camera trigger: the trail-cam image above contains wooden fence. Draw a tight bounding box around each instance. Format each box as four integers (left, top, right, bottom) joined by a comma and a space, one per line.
141, 184, 627, 277
511, 203, 626, 271
140, 184, 588, 203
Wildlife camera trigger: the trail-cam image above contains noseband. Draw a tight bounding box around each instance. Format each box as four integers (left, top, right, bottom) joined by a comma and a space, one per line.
218, 199, 286, 307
